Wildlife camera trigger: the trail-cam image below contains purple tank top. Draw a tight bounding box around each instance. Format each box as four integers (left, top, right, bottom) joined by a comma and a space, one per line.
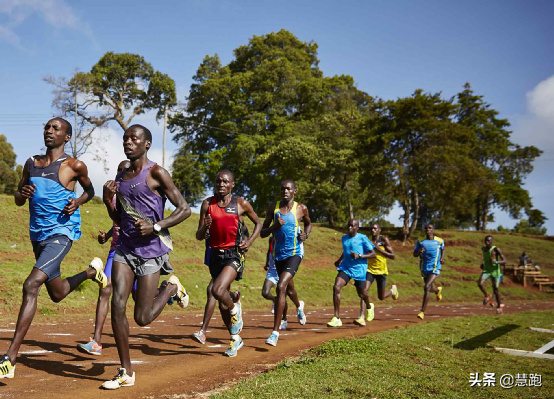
115, 160, 170, 258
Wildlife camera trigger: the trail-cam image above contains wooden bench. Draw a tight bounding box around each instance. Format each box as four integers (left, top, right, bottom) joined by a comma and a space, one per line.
520, 271, 543, 287
537, 282, 554, 292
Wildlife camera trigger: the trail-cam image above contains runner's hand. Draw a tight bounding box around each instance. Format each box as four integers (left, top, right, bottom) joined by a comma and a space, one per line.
418, 247, 425, 256
298, 232, 308, 242
98, 230, 108, 244
334, 259, 341, 268
63, 198, 78, 215
20, 184, 36, 199
350, 250, 359, 259
134, 220, 153, 236
264, 264, 270, 271
204, 214, 212, 229
275, 214, 285, 229
103, 180, 117, 203
239, 239, 250, 253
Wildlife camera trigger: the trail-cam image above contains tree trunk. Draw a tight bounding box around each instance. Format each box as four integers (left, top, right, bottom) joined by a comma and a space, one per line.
329, 211, 335, 228
348, 191, 354, 220
409, 188, 419, 237
480, 196, 489, 231
401, 197, 411, 244
475, 198, 481, 230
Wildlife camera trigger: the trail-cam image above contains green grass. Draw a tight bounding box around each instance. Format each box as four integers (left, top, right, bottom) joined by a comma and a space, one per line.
0, 194, 552, 316
214, 310, 554, 398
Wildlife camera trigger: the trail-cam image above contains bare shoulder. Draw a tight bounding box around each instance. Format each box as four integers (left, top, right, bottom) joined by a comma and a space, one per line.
66, 157, 88, 175
150, 164, 170, 180
237, 197, 251, 208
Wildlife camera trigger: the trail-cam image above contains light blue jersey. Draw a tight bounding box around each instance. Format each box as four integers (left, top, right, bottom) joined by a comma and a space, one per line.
414, 236, 444, 275
273, 202, 304, 261
338, 233, 374, 281
26, 154, 81, 242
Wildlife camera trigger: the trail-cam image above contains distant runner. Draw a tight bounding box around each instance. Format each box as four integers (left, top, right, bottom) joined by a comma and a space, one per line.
0, 118, 105, 380
413, 224, 445, 320
101, 124, 191, 389
261, 180, 311, 347
478, 235, 507, 314
327, 219, 375, 327
358, 223, 398, 325
195, 170, 262, 356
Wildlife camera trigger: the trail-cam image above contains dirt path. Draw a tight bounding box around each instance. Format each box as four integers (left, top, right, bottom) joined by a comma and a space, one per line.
1, 302, 553, 398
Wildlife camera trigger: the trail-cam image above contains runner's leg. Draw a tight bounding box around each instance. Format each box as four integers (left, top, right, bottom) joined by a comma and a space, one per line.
421, 274, 438, 312
133, 271, 177, 327
199, 279, 216, 332
333, 275, 347, 319
110, 261, 135, 374
93, 278, 112, 344
273, 272, 294, 332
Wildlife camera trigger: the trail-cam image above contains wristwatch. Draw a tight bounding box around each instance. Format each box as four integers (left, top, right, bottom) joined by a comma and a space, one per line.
153, 223, 162, 233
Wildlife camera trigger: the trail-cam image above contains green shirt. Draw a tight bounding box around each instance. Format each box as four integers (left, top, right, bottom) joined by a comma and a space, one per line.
482, 245, 502, 278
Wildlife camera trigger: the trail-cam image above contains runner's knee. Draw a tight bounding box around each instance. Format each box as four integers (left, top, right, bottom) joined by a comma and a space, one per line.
262, 286, 272, 299
212, 284, 227, 301
23, 277, 42, 298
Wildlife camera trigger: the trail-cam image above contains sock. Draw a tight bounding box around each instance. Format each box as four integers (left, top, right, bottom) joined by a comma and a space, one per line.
231, 334, 240, 341
230, 304, 238, 315
272, 330, 279, 336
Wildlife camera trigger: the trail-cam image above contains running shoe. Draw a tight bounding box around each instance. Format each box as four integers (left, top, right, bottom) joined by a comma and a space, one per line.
101, 368, 135, 389
230, 302, 243, 335
366, 303, 375, 322
89, 257, 107, 289
265, 332, 279, 347
270, 303, 275, 314
279, 320, 288, 330
391, 285, 399, 300
489, 301, 496, 308
354, 316, 366, 326
233, 290, 241, 303
496, 303, 505, 315
78, 338, 102, 355
192, 330, 206, 345
436, 286, 443, 301
327, 317, 342, 327
224, 336, 244, 357
297, 300, 307, 325
0, 355, 15, 379
483, 294, 492, 306
417, 311, 425, 320
168, 275, 189, 308
160, 281, 175, 305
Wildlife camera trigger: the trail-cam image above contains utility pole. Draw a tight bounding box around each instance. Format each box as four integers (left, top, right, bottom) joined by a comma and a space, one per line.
162, 103, 168, 168
74, 83, 78, 159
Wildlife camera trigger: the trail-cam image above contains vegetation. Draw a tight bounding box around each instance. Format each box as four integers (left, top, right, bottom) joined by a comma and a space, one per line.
0, 194, 552, 317
0, 135, 22, 195
214, 310, 554, 398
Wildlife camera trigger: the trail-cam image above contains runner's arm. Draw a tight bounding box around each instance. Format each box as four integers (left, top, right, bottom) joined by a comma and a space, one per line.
494, 247, 507, 266
298, 204, 312, 241
261, 202, 278, 238
196, 199, 211, 241
334, 254, 344, 268
238, 198, 262, 250
151, 165, 191, 230
103, 180, 121, 224
64, 160, 94, 215
378, 237, 395, 260
14, 162, 32, 206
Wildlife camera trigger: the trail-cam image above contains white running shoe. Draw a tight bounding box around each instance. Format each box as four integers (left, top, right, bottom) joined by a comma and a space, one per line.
297, 300, 307, 325
101, 368, 135, 389
271, 303, 275, 314
168, 275, 189, 308
279, 320, 288, 330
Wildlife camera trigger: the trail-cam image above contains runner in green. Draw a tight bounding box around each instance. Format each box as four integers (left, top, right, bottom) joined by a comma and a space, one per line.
478, 235, 507, 314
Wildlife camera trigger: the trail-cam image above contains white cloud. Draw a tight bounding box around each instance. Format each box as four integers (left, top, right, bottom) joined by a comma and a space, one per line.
0, 0, 97, 49
527, 75, 554, 123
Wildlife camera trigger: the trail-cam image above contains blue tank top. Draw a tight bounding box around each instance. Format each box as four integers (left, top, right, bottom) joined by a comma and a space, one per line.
272, 201, 304, 261
26, 153, 81, 242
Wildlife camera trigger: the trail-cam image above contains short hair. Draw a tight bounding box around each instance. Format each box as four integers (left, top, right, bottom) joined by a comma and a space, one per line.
52, 117, 72, 138
485, 235, 493, 241
216, 170, 235, 182
371, 223, 381, 229
128, 124, 152, 144
425, 223, 434, 229
281, 179, 296, 189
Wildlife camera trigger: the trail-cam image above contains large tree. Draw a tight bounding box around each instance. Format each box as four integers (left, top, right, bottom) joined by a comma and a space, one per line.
0, 135, 22, 195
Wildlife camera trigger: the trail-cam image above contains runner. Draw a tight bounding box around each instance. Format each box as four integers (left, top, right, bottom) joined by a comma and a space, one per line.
413, 224, 445, 320
195, 170, 262, 356
327, 219, 375, 327
262, 236, 296, 330
0, 118, 106, 379
261, 180, 311, 347
101, 124, 191, 389
77, 160, 130, 356
192, 220, 249, 345
358, 223, 398, 325
478, 235, 507, 314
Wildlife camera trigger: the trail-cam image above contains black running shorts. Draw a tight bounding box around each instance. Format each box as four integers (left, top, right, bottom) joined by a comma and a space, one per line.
274, 255, 302, 277
209, 247, 245, 281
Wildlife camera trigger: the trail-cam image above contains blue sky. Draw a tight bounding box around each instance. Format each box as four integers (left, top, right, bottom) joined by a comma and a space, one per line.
1, 0, 553, 232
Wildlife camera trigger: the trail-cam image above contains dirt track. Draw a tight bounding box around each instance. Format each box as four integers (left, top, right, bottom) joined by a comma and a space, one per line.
1, 302, 553, 398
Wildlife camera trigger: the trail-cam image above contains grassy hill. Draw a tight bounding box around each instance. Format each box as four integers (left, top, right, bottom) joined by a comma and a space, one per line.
0, 194, 552, 317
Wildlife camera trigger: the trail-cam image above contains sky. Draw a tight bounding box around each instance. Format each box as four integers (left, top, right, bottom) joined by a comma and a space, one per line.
1, 0, 553, 232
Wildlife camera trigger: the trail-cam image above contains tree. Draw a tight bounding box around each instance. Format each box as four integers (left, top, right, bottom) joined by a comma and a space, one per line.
456, 83, 542, 230
513, 219, 547, 236
0, 135, 22, 194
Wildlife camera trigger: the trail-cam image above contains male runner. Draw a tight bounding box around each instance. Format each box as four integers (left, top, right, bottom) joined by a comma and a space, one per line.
261, 180, 311, 347
327, 219, 375, 327
262, 236, 296, 330
78, 160, 130, 355
192, 221, 248, 345
478, 235, 507, 314
413, 224, 445, 320
358, 223, 398, 325
101, 124, 191, 389
0, 118, 106, 379
195, 170, 262, 356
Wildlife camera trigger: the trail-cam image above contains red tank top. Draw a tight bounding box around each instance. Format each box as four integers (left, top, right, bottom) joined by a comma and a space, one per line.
208, 196, 243, 250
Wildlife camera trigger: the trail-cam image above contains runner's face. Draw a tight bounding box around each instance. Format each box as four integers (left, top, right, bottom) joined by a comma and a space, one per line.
215, 173, 234, 196
348, 220, 359, 236
123, 128, 149, 159
280, 182, 296, 201
371, 224, 380, 238
43, 119, 69, 149
425, 225, 434, 238
485, 237, 493, 248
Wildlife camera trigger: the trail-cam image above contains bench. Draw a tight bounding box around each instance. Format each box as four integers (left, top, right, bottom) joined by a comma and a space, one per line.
537, 282, 554, 292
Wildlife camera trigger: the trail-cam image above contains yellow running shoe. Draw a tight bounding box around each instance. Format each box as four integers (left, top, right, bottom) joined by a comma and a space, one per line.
327, 317, 342, 327
391, 285, 399, 300
89, 257, 107, 289
0, 355, 15, 379
366, 303, 375, 322
436, 286, 443, 301
417, 311, 424, 320
353, 316, 366, 326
